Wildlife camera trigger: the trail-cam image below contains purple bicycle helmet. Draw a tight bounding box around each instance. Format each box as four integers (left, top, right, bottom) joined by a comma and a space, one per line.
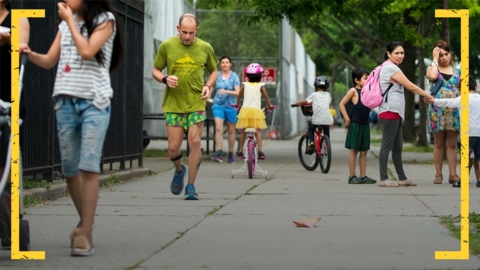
246, 63, 264, 79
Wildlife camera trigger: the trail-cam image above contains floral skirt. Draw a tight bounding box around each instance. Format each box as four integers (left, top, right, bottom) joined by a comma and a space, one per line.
427, 88, 460, 134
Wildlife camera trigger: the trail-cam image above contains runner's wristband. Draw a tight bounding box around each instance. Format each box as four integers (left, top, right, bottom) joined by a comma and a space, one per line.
162, 75, 169, 84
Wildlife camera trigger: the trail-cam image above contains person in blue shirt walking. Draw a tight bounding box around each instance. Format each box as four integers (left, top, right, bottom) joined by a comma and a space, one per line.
211, 56, 241, 163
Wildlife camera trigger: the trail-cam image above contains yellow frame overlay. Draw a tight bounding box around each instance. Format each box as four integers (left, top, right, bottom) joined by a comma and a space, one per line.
434, 9, 470, 260
10, 9, 45, 260
7, 7, 472, 262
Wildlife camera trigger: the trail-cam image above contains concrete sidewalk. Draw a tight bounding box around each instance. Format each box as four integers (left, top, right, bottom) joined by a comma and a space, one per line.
1, 127, 479, 269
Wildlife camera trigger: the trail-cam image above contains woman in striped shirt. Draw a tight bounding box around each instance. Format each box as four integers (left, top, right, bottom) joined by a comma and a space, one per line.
21, 0, 123, 257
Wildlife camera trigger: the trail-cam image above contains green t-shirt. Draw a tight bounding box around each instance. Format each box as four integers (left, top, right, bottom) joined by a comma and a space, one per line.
154, 36, 219, 113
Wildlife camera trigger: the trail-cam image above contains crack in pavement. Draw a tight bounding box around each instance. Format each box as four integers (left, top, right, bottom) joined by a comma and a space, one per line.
124, 155, 297, 270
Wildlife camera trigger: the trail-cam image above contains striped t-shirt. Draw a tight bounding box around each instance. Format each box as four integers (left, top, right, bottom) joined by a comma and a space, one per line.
53, 12, 116, 110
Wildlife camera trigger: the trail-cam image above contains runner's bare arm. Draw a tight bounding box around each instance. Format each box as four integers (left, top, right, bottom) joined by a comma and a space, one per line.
152, 67, 178, 88
201, 67, 218, 100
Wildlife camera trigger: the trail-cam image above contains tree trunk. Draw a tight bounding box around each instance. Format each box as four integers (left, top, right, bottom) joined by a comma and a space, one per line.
401, 40, 417, 143
442, 0, 450, 43
330, 62, 339, 100
417, 18, 428, 147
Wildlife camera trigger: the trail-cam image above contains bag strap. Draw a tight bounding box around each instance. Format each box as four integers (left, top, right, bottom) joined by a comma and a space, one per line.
433, 65, 457, 89
380, 61, 396, 103
382, 82, 395, 103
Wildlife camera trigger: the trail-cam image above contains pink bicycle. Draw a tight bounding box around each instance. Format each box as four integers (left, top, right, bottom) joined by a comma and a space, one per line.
230, 105, 275, 179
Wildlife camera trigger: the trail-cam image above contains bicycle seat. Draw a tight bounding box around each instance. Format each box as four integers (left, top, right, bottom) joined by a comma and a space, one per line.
245, 128, 257, 133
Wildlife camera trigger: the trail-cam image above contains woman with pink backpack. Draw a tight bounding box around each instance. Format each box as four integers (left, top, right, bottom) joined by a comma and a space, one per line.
367, 41, 431, 187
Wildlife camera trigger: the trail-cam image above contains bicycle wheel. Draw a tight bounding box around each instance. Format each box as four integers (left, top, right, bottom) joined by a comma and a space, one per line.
319, 135, 332, 173
247, 140, 255, 178
298, 135, 318, 171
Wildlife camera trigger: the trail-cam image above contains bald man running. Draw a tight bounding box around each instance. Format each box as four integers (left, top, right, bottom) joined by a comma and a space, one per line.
152, 13, 219, 200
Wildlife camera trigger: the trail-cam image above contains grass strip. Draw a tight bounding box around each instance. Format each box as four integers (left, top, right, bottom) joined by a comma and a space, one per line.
440, 212, 480, 256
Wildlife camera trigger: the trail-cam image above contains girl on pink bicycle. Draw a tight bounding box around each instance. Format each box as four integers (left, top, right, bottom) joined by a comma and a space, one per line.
235, 63, 273, 160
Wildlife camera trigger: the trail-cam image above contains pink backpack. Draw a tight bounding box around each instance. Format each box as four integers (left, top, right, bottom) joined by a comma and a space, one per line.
360, 62, 396, 109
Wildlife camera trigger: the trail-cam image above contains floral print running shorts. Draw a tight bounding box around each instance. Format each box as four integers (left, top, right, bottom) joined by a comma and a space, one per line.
165, 111, 206, 130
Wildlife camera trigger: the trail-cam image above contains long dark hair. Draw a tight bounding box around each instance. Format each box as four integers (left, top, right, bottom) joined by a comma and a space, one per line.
2, 0, 10, 9
384, 41, 404, 60
80, 0, 124, 72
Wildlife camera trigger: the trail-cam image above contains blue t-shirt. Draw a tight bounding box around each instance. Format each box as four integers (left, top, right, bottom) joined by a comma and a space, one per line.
213, 71, 240, 108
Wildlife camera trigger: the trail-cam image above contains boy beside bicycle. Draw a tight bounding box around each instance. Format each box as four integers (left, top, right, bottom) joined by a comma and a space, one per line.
339, 68, 377, 184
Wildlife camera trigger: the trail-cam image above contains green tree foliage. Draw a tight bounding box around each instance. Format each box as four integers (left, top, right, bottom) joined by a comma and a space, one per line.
207, 0, 479, 143
449, 0, 480, 76
196, 0, 278, 58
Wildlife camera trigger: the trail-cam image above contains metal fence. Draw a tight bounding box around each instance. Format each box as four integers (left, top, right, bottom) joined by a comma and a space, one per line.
11, 0, 144, 181
275, 19, 316, 139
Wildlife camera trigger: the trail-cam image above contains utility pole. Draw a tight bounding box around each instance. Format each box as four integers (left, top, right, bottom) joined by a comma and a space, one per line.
345, 66, 348, 91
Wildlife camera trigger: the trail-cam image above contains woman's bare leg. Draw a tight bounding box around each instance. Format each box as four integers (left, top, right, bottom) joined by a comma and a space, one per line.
214, 118, 224, 153
445, 130, 459, 178
433, 131, 446, 176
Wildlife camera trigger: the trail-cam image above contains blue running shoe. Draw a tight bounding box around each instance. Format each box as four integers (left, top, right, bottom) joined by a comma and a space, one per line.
228, 157, 235, 163
211, 155, 223, 163
171, 164, 186, 195
184, 184, 199, 200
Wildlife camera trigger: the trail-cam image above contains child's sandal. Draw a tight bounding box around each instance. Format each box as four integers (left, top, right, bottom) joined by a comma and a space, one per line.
452, 180, 461, 188
360, 176, 377, 184
236, 151, 245, 159
448, 174, 460, 184
348, 175, 365, 184
258, 151, 265, 160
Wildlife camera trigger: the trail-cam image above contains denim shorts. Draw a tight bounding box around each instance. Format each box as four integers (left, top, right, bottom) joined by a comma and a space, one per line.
211, 106, 238, 123
470, 137, 480, 161
54, 96, 111, 176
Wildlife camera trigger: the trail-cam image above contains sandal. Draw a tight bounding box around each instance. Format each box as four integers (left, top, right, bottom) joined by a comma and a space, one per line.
452, 180, 461, 188
433, 173, 443, 184
70, 222, 96, 248
448, 174, 460, 184
399, 180, 417, 186
378, 180, 399, 187
348, 175, 365, 184
236, 151, 245, 159
258, 151, 265, 160
360, 176, 377, 184
71, 236, 95, 256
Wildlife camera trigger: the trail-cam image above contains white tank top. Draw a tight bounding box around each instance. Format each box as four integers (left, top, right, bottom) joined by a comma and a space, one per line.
242, 82, 264, 108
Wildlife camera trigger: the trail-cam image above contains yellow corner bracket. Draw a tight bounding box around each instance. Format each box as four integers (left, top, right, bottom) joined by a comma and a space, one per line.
434, 9, 470, 260
11, 9, 45, 260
